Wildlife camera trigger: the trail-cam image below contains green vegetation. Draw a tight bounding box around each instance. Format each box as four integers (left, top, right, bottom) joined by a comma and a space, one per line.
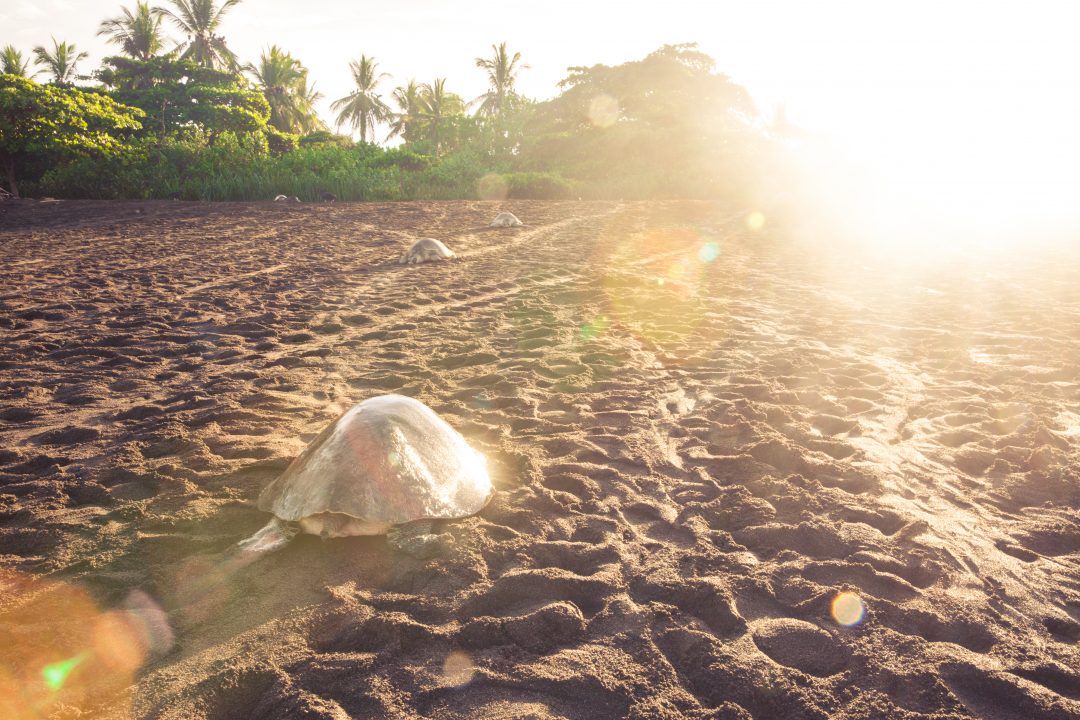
98, 1, 166, 61
246, 46, 322, 134
331, 55, 391, 144
1, 3, 770, 202
156, 0, 243, 71
1, 46, 33, 77
0, 75, 143, 196
32, 39, 89, 85
472, 42, 528, 119
97, 56, 269, 138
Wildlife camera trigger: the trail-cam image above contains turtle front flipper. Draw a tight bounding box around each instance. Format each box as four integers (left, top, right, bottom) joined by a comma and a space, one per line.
238, 517, 299, 555
387, 520, 454, 559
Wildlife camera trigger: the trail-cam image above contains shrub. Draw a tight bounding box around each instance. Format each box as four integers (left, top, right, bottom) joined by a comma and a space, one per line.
265, 127, 299, 154
503, 172, 576, 199
299, 131, 354, 149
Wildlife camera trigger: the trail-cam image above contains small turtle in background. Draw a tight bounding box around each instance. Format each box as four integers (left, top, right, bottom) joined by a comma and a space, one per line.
320, 191, 338, 203
274, 194, 301, 203
238, 394, 493, 558
490, 212, 524, 227
400, 238, 456, 265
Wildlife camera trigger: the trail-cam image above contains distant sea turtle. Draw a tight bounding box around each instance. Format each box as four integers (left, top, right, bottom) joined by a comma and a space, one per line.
274, 194, 301, 203
490, 212, 524, 227
400, 238, 456, 265
239, 395, 492, 557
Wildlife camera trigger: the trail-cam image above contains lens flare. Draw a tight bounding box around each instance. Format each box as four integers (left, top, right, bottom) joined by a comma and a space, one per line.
478, 174, 509, 201
588, 94, 619, 128
746, 211, 766, 231
93, 590, 174, 675
441, 650, 476, 687
698, 242, 721, 263
579, 316, 610, 341
1, 571, 170, 718
831, 591, 866, 627
598, 225, 716, 349
42, 654, 86, 691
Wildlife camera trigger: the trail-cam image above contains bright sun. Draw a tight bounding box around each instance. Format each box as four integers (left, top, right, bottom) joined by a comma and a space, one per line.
757, 1, 1080, 251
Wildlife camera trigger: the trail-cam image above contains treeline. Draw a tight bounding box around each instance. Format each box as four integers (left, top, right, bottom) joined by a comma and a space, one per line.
1, 0, 770, 202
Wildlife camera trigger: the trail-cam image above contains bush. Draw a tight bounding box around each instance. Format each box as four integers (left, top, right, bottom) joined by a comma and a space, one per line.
401, 148, 488, 199
370, 147, 430, 172
31, 134, 407, 201
299, 131, 354, 149
30, 142, 180, 199
503, 172, 576, 199
265, 127, 299, 154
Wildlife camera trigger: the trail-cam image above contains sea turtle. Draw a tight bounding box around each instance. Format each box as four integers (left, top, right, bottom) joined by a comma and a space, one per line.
490, 212, 524, 227
239, 394, 492, 557
400, 238, 456, 265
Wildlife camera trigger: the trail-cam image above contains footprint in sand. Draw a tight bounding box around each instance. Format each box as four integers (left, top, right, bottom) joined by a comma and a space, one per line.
751, 618, 848, 676
502, 601, 587, 653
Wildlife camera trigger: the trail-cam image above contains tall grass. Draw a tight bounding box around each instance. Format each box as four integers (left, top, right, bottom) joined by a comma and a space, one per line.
27, 131, 574, 199
29, 134, 577, 202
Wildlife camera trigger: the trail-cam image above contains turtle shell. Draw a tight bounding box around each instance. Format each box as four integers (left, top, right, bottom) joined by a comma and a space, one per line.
490, 212, 523, 227
258, 395, 492, 530
401, 238, 455, 264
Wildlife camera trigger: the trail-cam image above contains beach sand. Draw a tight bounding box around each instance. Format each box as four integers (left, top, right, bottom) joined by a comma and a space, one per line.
0, 199, 1077, 719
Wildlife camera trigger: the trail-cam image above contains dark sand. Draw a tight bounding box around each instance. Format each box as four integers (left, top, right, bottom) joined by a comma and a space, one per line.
0, 199, 1077, 719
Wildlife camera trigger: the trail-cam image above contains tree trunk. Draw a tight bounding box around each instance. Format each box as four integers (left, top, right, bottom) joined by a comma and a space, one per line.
2, 157, 18, 198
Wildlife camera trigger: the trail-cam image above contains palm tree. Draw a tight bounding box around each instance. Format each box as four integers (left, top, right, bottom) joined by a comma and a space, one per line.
471, 42, 527, 118
294, 76, 326, 133
1, 46, 33, 77
418, 78, 464, 156
32, 39, 89, 85
98, 2, 166, 60
155, 0, 242, 70
246, 46, 321, 133
386, 79, 422, 143
331, 55, 391, 143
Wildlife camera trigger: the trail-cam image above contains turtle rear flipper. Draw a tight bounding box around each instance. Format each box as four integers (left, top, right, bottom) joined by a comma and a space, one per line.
387, 520, 454, 559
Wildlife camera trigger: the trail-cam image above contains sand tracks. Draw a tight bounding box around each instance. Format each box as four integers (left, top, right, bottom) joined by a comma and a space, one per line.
1, 200, 1078, 719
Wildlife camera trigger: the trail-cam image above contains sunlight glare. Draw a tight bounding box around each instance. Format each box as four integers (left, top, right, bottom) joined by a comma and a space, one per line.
579, 316, 610, 341
42, 655, 85, 691
588, 95, 619, 128
478, 173, 509, 201
759, 2, 1080, 254
831, 591, 866, 627
441, 650, 476, 686
698, 242, 721, 263
745, 212, 765, 232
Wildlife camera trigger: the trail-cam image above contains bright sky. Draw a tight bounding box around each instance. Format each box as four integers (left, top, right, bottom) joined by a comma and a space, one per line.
5, 0, 1080, 238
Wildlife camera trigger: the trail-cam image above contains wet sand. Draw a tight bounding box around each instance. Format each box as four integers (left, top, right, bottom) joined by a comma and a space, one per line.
0, 199, 1077, 719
